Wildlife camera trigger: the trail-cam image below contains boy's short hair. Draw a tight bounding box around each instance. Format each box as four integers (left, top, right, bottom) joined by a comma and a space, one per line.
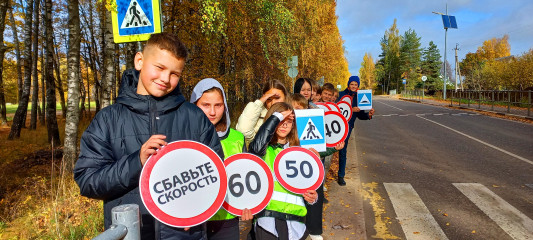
144, 32, 188, 60
322, 83, 335, 94
291, 93, 308, 109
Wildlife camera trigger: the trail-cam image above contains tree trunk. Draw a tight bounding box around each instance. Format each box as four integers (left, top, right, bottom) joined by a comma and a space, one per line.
64, 0, 81, 169
8, 0, 34, 140
126, 42, 137, 69
39, 47, 46, 124
100, 7, 114, 108
30, 0, 40, 130
0, 0, 9, 125
8, 7, 23, 103
44, 0, 60, 145
52, 40, 67, 118
113, 43, 119, 102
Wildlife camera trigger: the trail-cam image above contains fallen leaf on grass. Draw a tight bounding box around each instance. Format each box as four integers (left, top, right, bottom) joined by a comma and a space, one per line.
442, 213, 448, 217
413, 232, 420, 234
472, 230, 476, 234
492, 185, 500, 188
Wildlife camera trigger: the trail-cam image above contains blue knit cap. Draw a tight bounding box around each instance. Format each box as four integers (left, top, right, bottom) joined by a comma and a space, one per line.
348, 76, 360, 87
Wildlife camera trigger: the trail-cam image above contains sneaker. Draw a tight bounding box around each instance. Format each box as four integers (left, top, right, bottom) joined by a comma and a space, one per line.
309, 234, 323, 240
337, 177, 346, 186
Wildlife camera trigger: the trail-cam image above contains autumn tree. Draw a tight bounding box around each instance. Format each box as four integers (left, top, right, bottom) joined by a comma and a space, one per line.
29, 0, 40, 130
64, 0, 81, 169
0, 0, 9, 125
8, 0, 33, 140
44, 0, 60, 145
399, 28, 422, 91
377, 19, 401, 93
420, 41, 442, 93
359, 53, 376, 89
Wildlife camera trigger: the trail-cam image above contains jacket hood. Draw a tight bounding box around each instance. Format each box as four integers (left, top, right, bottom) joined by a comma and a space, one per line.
116, 69, 185, 114
189, 78, 230, 138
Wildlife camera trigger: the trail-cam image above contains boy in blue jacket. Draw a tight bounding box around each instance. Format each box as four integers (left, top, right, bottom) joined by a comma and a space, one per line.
336, 76, 374, 186
74, 33, 223, 239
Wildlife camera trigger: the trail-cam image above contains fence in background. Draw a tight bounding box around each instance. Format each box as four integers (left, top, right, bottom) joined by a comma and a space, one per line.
402, 90, 532, 117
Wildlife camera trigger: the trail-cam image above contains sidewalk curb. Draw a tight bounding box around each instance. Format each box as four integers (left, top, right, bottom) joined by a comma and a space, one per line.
321, 133, 367, 240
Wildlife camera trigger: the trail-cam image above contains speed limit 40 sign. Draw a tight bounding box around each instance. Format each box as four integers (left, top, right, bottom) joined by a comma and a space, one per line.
273, 147, 324, 194
222, 153, 274, 216
324, 111, 348, 147
139, 141, 227, 228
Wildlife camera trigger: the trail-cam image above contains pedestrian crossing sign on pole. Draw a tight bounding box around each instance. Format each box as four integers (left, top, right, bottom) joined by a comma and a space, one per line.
357, 90, 372, 110
294, 109, 326, 152
112, 0, 162, 43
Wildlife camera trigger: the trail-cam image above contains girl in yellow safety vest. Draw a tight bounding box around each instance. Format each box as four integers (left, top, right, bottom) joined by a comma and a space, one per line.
247, 102, 318, 240
190, 78, 253, 240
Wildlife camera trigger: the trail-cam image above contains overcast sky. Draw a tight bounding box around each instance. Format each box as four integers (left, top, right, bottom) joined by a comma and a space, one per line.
336, 0, 533, 76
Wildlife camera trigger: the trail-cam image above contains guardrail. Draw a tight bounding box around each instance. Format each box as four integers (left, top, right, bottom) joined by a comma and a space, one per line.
93, 204, 141, 240
402, 90, 532, 117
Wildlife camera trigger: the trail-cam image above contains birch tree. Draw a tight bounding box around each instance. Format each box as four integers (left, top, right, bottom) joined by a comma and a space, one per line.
64, 0, 81, 168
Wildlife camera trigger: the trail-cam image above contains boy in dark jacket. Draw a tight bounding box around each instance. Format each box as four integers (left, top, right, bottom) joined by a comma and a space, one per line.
336, 76, 374, 186
74, 33, 223, 239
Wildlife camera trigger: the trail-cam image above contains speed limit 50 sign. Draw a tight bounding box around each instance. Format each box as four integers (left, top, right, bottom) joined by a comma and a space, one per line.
273, 147, 324, 194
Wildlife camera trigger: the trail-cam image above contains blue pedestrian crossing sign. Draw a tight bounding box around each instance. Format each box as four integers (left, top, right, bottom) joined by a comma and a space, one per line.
294, 109, 326, 152
357, 90, 372, 110
112, 0, 162, 43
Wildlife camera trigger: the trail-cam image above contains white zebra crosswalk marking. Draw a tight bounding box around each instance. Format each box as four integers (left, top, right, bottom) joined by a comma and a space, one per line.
384, 183, 449, 240
453, 183, 533, 240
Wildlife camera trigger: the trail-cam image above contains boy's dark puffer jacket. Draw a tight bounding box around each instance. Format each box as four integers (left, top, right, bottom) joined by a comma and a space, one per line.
74, 69, 223, 239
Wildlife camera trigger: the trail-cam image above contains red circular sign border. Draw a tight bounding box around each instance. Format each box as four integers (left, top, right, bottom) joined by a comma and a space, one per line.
340, 95, 353, 106
273, 147, 324, 194
139, 140, 228, 228
222, 153, 274, 216
315, 102, 331, 111
324, 111, 349, 147
337, 101, 353, 122
325, 102, 341, 112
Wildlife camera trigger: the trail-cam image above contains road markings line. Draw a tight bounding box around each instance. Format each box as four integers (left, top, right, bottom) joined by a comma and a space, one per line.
384, 183, 449, 240
375, 101, 404, 111
434, 113, 444, 116
400, 114, 409, 117
454, 183, 533, 240
417, 115, 533, 166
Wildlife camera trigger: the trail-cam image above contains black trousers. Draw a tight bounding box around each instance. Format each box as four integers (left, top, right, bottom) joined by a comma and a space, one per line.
304, 182, 324, 235
206, 218, 240, 240
248, 218, 309, 240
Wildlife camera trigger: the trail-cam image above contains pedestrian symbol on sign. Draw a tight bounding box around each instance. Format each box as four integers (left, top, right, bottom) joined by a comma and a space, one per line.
300, 119, 323, 140
121, 0, 152, 29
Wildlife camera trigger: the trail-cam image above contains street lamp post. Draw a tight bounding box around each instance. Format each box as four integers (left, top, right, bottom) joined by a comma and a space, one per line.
433, 4, 457, 100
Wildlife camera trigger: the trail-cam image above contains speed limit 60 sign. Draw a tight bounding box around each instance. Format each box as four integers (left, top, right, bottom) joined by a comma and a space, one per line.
273, 147, 324, 194
140, 141, 227, 228
222, 153, 274, 216
337, 101, 352, 122
324, 111, 348, 147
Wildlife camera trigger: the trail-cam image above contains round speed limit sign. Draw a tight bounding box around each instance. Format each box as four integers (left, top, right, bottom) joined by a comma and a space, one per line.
315, 102, 331, 112
337, 101, 352, 122
273, 147, 324, 194
324, 111, 349, 147
340, 95, 353, 106
223, 153, 274, 216
140, 141, 227, 228
325, 102, 341, 113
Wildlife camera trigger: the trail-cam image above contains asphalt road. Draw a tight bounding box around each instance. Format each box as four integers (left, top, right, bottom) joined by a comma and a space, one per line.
352, 96, 533, 240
